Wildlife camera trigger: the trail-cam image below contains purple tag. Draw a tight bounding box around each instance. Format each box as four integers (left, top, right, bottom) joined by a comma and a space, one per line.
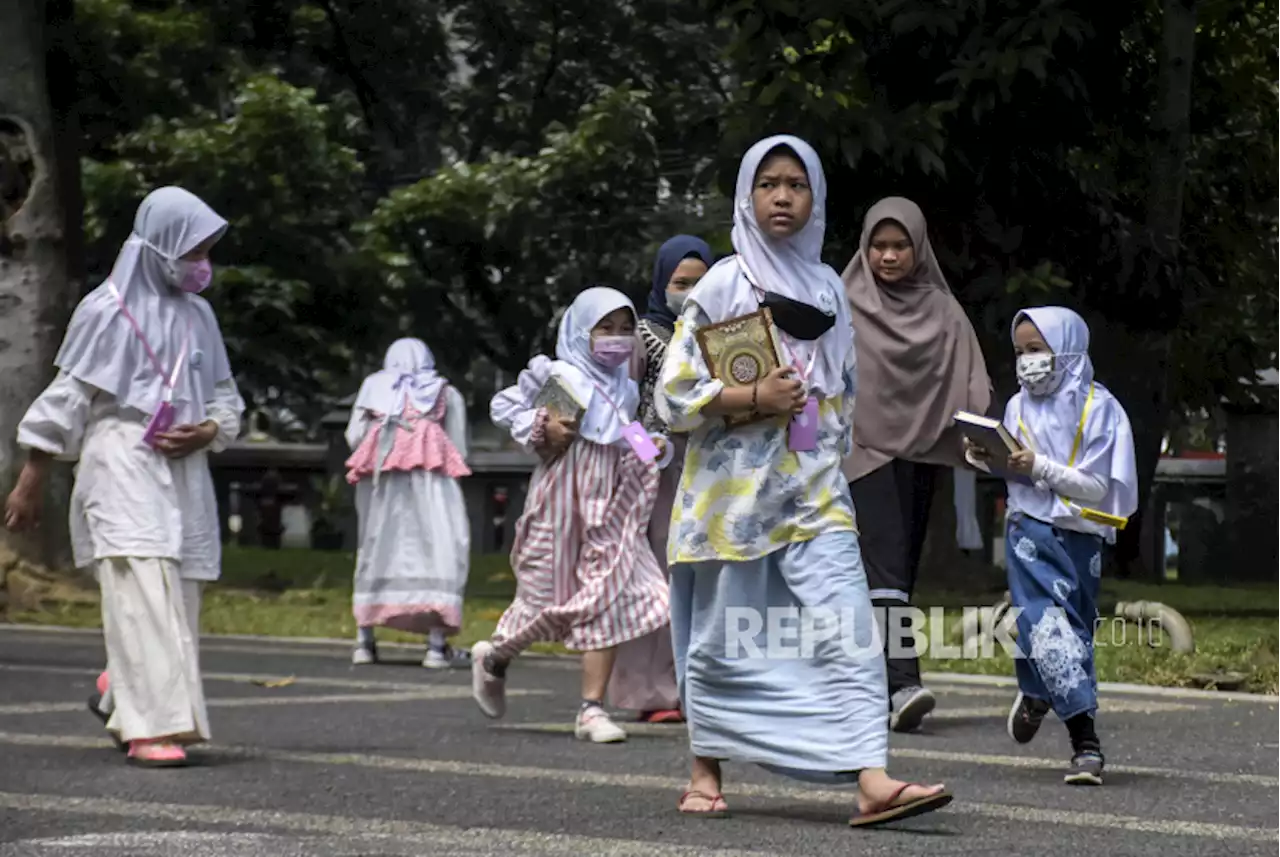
141, 401, 177, 449
621, 420, 660, 462
788, 397, 818, 452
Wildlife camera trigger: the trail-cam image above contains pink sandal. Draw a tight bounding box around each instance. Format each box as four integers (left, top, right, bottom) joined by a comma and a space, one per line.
678, 789, 729, 818
127, 739, 188, 768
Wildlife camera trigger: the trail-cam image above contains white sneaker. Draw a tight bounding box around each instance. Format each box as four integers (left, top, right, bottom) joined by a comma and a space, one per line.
470, 641, 506, 719
351, 646, 376, 666
575, 705, 627, 744
423, 646, 472, 670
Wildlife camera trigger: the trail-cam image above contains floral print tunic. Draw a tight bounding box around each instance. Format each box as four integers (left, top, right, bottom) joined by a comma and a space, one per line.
657, 300, 859, 565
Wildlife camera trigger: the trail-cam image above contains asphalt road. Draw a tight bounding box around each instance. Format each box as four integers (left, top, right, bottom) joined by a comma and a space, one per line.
0, 624, 1276, 856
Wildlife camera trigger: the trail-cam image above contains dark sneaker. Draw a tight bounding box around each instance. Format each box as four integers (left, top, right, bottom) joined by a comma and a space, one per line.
1006, 691, 1051, 744
889, 686, 936, 733
1064, 750, 1105, 785
87, 694, 126, 753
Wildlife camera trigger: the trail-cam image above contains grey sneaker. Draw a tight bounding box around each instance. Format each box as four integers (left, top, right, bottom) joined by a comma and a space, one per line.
574, 705, 627, 744
1007, 691, 1052, 744
889, 686, 936, 733
1064, 750, 1104, 785
351, 645, 377, 666
470, 641, 506, 719
423, 645, 471, 670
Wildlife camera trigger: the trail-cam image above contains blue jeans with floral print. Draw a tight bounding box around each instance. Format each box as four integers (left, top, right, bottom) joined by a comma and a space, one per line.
1005, 512, 1104, 721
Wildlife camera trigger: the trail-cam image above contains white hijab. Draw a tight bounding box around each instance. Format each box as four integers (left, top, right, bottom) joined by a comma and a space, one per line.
1005, 306, 1139, 536
498, 286, 639, 446
354, 338, 446, 417
54, 186, 232, 426
684, 135, 854, 397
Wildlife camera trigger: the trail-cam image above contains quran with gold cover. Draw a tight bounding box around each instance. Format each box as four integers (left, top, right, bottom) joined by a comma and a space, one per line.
695, 307, 784, 428
533, 375, 586, 423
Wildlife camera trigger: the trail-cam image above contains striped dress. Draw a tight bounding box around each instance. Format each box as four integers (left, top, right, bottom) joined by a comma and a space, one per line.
489, 436, 669, 660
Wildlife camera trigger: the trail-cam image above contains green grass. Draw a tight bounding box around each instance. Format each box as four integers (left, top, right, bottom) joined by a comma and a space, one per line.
11, 546, 1277, 692
12, 546, 571, 656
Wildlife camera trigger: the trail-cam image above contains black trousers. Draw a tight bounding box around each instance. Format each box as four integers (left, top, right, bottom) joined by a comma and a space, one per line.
848, 459, 940, 696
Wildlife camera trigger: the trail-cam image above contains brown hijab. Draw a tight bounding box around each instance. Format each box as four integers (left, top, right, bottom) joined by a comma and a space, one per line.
840, 197, 992, 483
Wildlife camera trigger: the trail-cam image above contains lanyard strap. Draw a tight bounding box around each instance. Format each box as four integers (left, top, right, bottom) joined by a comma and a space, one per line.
587, 381, 632, 426
734, 255, 818, 382
1016, 382, 1096, 468
108, 282, 192, 401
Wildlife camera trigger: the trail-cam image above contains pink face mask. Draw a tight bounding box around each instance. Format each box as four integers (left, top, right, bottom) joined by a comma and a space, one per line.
177, 259, 213, 294
591, 334, 634, 368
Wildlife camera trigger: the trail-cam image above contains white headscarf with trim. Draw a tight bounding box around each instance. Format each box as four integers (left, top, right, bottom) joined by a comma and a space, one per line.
1005, 306, 1139, 537
53, 186, 232, 426
354, 338, 446, 416
684, 134, 853, 397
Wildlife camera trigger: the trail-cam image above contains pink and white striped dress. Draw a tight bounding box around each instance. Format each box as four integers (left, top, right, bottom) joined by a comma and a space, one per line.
489, 433, 669, 660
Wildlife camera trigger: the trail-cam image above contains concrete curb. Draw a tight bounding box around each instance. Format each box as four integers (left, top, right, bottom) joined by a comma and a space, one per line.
0, 623, 568, 660
3, 623, 1276, 701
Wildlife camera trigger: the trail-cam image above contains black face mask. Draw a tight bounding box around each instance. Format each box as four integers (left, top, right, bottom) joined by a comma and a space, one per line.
757, 289, 836, 341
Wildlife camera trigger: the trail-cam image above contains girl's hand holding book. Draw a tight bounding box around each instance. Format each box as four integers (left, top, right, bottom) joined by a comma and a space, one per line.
1007, 449, 1036, 476
962, 436, 989, 461
756, 367, 807, 416
537, 416, 578, 460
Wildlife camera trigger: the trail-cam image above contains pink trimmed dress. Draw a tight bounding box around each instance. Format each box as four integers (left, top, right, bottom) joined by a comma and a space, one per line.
345, 389, 473, 635
488, 412, 670, 660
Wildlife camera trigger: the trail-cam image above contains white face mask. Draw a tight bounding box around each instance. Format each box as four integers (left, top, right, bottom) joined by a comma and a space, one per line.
665, 290, 687, 316
1017, 352, 1082, 396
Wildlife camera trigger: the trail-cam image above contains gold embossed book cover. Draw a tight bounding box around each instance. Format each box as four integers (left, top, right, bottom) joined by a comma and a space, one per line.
695, 307, 783, 428
534, 375, 586, 422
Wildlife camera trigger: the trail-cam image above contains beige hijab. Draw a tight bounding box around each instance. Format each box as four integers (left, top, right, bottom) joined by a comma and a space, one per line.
840, 197, 992, 483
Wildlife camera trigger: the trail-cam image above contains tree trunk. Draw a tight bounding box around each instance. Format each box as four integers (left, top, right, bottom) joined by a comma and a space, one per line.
0, 0, 78, 571
1111, 0, 1199, 579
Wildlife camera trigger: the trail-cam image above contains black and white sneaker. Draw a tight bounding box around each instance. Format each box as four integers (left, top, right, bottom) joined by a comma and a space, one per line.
1006, 691, 1051, 744
1064, 750, 1105, 785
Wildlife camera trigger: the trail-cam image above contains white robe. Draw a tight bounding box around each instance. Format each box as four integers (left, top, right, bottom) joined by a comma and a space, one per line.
17, 371, 244, 580
16, 371, 243, 744
346, 385, 471, 635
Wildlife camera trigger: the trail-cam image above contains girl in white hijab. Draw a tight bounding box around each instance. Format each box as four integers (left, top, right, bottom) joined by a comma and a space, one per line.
964, 305, 1137, 786
656, 136, 952, 826
476, 286, 670, 744
4, 186, 245, 768
344, 337, 472, 669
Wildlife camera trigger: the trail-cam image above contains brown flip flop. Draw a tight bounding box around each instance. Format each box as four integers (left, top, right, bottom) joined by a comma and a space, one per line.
849, 783, 953, 828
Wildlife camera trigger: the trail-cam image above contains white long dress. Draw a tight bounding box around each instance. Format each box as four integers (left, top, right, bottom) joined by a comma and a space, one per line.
345, 385, 471, 635
17, 371, 244, 744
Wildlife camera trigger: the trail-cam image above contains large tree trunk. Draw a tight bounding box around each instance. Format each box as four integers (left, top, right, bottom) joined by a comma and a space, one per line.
1111, 0, 1199, 579
0, 0, 78, 573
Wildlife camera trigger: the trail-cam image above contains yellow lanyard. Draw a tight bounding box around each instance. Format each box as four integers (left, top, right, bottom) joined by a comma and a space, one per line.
1013, 383, 1126, 530
1016, 382, 1094, 467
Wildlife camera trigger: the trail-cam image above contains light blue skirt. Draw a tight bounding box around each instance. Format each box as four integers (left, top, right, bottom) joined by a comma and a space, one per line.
669, 530, 889, 784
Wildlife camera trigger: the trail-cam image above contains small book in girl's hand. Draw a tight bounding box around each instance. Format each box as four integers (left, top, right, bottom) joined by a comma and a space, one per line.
534, 376, 586, 423
954, 411, 1023, 459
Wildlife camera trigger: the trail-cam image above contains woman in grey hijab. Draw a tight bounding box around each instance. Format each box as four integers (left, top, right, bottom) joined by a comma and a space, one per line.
841, 197, 994, 733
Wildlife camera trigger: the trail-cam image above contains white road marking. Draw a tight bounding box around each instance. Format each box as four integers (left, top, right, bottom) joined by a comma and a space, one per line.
0, 792, 788, 857
0, 731, 1272, 840
0, 688, 503, 716
0, 662, 552, 695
